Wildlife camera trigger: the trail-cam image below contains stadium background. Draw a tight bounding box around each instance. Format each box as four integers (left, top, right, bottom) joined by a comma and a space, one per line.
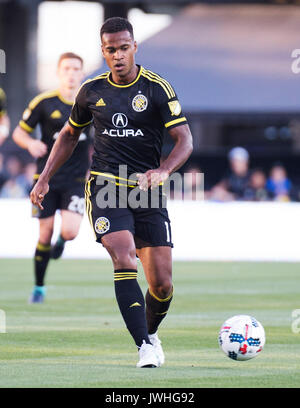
1, 0, 300, 389
1, 0, 300, 261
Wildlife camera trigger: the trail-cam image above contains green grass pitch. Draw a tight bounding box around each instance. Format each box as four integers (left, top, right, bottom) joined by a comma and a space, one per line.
0, 259, 300, 388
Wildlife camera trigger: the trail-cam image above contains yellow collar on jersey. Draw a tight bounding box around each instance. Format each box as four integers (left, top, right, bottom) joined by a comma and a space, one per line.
107, 65, 143, 88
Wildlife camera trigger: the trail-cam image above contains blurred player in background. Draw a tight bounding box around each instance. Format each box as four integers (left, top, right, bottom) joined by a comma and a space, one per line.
0, 88, 10, 146
30, 18, 193, 367
12, 53, 90, 303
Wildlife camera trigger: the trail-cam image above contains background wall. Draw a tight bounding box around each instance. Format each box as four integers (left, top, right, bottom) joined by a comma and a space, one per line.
1, 199, 299, 262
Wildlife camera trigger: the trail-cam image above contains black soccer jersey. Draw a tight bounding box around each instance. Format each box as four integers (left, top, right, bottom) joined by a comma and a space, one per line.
0, 88, 7, 117
69, 65, 187, 177
19, 90, 90, 184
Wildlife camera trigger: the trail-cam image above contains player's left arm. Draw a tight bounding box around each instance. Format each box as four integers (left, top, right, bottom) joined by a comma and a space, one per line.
137, 124, 193, 191
137, 78, 193, 190
30, 81, 92, 209
30, 124, 82, 209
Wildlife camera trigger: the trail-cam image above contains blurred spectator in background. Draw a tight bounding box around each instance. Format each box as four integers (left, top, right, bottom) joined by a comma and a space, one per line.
0, 88, 10, 146
242, 168, 270, 201
5, 155, 23, 179
208, 146, 250, 202
170, 165, 204, 200
0, 155, 35, 198
182, 165, 204, 201
266, 163, 292, 202
0, 156, 24, 198
16, 162, 37, 195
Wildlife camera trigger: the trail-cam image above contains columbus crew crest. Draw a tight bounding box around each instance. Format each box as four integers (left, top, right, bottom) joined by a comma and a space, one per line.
95, 217, 110, 234
132, 94, 148, 112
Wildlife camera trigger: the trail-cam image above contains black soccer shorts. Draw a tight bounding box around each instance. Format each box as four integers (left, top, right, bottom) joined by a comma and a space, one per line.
31, 179, 86, 219
85, 176, 173, 249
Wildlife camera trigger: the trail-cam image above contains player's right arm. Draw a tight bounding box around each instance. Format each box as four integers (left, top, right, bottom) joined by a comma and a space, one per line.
12, 126, 47, 158
30, 83, 93, 210
12, 96, 47, 158
30, 124, 82, 209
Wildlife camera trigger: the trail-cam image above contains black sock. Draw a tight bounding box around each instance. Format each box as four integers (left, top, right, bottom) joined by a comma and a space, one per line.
34, 242, 51, 286
145, 287, 173, 335
55, 234, 66, 246
114, 269, 150, 348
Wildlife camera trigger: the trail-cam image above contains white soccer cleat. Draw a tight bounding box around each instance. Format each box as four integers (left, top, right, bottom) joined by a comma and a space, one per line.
136, 340, 159, 368
149, 332, 165, 366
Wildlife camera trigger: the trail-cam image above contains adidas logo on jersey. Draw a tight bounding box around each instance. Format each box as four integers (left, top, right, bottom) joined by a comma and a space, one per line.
50, 110, 62, 119
96, 98, 106, 106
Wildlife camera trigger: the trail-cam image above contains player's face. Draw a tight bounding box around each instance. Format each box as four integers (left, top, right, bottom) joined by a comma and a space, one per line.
101, 30, 137, 82
57, 58, 84, 90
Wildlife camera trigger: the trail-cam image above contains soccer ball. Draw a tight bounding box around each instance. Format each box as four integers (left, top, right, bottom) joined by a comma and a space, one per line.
218, 315, 265, 361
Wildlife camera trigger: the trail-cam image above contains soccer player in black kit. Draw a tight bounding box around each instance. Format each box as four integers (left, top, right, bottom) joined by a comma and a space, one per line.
31, 18, 193, 367
13, 53, 90, 303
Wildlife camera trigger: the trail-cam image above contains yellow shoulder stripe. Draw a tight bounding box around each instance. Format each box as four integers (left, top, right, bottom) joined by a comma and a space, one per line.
28, 90, 59, 110
144, 69, 175, 98
75, 72, 110, 99
81, 72, 110, 87
142, 69, 175, 99
141, 72, 171, 99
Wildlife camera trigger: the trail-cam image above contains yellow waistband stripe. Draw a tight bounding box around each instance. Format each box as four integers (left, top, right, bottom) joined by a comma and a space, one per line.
90, 171, 164, 187
90, 171, 137, 185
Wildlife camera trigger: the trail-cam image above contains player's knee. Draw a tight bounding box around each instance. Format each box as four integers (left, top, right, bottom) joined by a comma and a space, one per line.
151, 277, 173, 299
110, 247, 137, 270
61, 230, 78, 241
39, 229, 53, 244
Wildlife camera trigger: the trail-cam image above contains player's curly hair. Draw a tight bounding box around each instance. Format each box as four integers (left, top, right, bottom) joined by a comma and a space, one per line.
100, 17, 134, 39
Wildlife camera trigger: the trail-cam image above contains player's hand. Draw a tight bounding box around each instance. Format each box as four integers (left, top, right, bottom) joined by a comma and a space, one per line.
27, 139, 48, 158
30, 179, 49, 210
136, 168, 169, 191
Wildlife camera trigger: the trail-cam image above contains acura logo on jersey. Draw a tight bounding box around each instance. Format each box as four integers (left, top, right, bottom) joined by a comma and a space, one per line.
112, 113, 128, 128
102, 112, 144, 137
